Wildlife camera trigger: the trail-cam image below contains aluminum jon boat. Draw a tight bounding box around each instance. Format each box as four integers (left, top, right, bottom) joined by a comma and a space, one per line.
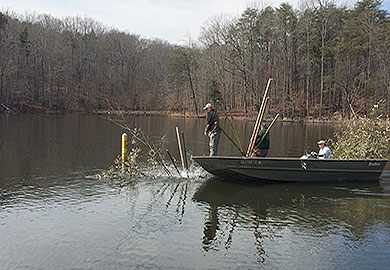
192, 156, 390, 182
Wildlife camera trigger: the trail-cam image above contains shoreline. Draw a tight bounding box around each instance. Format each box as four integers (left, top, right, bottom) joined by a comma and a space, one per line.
94, 110, 348, 123
95, 109, 347, 123
0, 108, 371, 123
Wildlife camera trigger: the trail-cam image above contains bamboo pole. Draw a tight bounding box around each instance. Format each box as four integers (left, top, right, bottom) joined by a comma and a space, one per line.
247, 97, 269, 156
247, 78, 272, 156
176, 127, 186, 171
180, 131, 188, 171
166, 150, 181, 176
246, 78, 273, 157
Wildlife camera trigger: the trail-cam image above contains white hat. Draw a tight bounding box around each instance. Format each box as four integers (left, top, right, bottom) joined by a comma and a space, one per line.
318, 140, 326, 145
203, 103, 212, 110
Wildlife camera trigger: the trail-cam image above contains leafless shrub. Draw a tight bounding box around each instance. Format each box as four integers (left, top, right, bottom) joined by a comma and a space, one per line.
332, 117, 390, 160
97, 103, 172, 179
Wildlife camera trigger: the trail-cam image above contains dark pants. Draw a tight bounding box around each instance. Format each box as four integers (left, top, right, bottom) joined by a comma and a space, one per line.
251, 148, 268, 157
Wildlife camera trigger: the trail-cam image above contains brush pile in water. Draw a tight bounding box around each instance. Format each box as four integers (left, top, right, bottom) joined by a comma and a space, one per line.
332, 118, 390, 159
98, 147, 145, 180
97, 121, 172, 180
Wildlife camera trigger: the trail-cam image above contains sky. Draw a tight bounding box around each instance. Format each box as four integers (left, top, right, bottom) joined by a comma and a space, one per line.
1, 0, 390, 44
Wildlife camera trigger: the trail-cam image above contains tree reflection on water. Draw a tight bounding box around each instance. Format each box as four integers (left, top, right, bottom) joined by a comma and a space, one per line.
193, 178, 390, 263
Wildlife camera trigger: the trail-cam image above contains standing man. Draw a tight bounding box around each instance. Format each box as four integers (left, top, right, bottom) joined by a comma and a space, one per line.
203, 103, 221, 156
252, 124, 270, 157
317, 140, 332, 159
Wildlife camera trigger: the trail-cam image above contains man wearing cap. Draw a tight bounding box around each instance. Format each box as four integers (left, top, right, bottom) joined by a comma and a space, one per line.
317, 140, 332, 159
203, 103, 221, 156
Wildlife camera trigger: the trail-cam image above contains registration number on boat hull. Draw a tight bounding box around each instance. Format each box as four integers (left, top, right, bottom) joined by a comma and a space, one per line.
239, 160, 262, 166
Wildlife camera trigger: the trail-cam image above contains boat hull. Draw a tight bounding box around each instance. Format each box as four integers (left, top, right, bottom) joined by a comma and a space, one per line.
192, 156, 389, 182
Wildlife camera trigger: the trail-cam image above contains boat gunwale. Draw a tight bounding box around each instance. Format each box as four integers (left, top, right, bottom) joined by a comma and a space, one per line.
192, 156, 388, 163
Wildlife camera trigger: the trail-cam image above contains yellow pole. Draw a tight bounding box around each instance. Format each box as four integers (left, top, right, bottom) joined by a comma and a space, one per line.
122, 133, 128, 168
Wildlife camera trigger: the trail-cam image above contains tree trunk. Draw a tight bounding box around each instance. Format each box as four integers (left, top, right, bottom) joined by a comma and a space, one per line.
41, 59, 45, 106
0, 68, 2, 105
242, 70, 248, 114
186, 62, 199, 116
320, 34, 325, 119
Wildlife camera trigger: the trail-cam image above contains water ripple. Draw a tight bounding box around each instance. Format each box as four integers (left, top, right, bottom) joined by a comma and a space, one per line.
2, 171, 390, 269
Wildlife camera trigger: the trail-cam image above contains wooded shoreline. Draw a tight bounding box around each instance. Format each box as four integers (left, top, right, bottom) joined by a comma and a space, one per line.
0, 107, 350, 123
1, 0, 390, 119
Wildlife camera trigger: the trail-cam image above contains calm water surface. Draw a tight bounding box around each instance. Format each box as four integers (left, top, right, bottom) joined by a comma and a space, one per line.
0, 114, 389, 269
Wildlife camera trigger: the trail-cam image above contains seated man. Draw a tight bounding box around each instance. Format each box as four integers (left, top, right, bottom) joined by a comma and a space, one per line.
317, 140, 332, 159
251, 124, 269, 157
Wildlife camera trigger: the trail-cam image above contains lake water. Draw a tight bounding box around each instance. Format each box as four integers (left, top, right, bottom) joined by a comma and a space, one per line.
1, 114, 389, 269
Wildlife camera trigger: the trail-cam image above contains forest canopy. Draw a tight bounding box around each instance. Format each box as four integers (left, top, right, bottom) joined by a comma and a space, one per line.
0, 0, 390, 119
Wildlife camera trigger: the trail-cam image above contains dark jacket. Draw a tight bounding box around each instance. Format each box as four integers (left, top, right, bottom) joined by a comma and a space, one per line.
255, 126, 269, 150
205, 109, 220, 134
